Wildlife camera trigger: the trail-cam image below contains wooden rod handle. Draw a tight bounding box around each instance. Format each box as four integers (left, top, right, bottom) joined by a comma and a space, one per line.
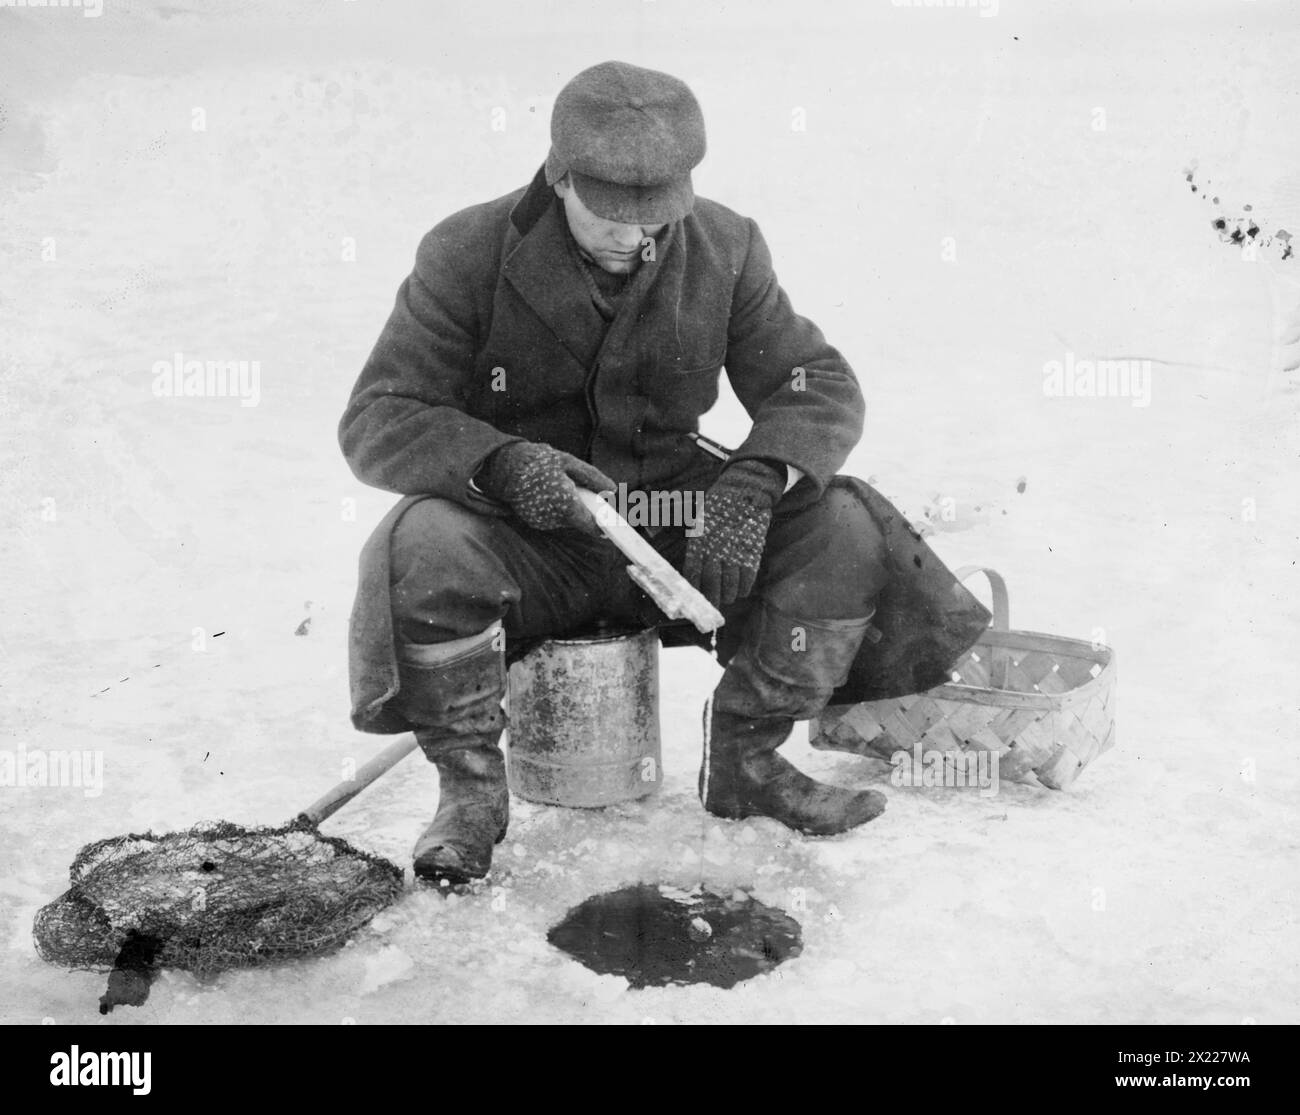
297, 735, 422, 827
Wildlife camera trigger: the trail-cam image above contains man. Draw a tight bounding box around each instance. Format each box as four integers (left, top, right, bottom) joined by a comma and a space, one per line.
340, 61, 988, 886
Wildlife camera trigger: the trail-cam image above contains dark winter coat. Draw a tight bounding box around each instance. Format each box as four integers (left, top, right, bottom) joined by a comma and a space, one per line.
340, 167, 990, 732
340, 164, 865, 503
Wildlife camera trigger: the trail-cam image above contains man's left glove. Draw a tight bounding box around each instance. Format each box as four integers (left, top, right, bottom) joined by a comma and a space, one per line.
684, 459, 788, 607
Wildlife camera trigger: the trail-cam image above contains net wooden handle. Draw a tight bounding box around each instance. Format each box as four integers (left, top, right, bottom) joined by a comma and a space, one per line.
297, 735, 421, 827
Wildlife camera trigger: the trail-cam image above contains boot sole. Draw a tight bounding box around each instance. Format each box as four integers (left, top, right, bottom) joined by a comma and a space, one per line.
702, 789, 887, 837
413, 862, 485, 887
412, 824, 509, 887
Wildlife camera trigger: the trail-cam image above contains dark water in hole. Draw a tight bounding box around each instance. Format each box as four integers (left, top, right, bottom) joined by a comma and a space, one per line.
547, 883, 802, 989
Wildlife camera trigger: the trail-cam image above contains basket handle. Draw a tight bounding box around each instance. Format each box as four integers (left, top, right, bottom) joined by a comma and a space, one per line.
953, 565, 1010, 630
953, 565, 1010, 688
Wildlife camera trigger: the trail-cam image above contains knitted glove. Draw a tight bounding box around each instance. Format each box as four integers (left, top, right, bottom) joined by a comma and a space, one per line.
477, 442, 616, 534
684, 459, 787, 607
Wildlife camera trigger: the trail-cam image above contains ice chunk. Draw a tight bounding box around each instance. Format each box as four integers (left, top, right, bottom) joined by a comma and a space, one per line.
360, 946, 415, 994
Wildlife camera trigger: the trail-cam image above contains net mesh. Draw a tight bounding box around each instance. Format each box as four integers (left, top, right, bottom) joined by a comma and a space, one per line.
33, 820, 404, 976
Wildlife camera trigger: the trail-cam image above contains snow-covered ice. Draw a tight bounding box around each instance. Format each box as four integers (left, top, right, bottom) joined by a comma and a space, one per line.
1, 0, 1297, 1024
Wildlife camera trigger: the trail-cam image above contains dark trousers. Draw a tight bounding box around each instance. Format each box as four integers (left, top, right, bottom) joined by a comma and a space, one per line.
388, 484, 889, 649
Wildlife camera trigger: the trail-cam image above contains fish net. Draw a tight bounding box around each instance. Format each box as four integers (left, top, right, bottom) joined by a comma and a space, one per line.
33, 820, 405, 976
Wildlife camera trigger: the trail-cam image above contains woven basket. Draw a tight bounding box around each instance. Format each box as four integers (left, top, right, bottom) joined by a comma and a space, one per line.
811, 567, 1116, 790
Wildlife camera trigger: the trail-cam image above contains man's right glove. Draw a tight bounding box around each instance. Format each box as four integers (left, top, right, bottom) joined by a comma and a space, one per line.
476, 441, 616, 535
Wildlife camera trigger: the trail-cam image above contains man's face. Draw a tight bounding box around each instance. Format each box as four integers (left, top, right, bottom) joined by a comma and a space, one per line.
555, 177, 667, 275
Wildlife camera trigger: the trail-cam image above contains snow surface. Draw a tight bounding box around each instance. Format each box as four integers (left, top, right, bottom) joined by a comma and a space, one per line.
2, 0, 1297, 1024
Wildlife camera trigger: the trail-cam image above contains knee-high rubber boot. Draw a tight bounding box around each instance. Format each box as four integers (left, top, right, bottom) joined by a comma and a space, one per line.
701, 602, 886, 836
393, 624, 509, 885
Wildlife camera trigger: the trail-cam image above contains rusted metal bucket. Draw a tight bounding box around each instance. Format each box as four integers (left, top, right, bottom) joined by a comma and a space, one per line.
506, 627, 661, 808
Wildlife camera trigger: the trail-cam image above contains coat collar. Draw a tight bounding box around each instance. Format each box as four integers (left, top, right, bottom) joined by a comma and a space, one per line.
508, 164, 554, 235
503, 165, 679, 367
